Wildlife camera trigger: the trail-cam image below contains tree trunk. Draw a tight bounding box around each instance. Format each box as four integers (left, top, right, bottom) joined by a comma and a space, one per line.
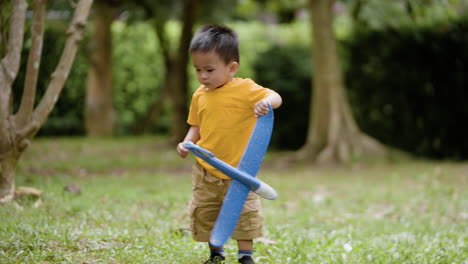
85, 2, 114, 136
0, 156, 18, 203
0, 0, 27, 203
133, 85, 167, 134
142, 0, 199, 142
299, 0, 385, 163
167, 61, 188, 143
0, 0, 27, 157
169, 0, 199, 143
0, 0, 93, 202
17, 0, 46, 129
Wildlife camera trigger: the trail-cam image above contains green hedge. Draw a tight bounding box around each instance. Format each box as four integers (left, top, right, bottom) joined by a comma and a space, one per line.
253, 45, 311, 150
112, 22, 165, 134
253, 19, 468, 159
344, 19, 468, 159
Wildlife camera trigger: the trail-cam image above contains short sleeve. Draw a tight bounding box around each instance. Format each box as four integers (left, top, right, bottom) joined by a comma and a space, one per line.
248, 83, 273, 107
187, 92, 199, 126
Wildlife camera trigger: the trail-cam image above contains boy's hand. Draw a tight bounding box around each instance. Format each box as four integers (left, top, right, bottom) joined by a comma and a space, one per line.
254, 99, 271, 117
177, 141, 191, 158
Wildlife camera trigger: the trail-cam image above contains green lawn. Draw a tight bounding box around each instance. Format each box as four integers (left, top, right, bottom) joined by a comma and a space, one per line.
1, 137, 467, 263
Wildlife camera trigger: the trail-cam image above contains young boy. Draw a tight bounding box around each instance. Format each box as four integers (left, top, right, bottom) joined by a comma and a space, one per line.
176, 24, 282, 264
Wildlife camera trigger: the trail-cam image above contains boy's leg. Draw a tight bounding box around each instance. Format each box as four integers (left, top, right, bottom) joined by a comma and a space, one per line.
232, 192, 263, 264
190, 163, 230, 263
237, 240, 253, 251
237, 240, 255, 264
205, 243, 226, 264
190, 163, 229, 242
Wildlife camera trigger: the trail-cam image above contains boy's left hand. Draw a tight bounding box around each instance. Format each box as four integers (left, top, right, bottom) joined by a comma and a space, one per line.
254, 99, 271, 117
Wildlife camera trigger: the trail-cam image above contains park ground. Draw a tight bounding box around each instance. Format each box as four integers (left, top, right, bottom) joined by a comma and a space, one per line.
0, 136, 467, 263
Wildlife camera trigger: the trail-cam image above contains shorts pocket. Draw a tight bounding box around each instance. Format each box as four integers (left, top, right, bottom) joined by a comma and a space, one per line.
237, 210, 263, 231
189, 202, 219, 237
237, 198, 263, 231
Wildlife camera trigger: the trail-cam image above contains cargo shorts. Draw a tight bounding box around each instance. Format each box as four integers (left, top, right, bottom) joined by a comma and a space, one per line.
189, 162, 264, 242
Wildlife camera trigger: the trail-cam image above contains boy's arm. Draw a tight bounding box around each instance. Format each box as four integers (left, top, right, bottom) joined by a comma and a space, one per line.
254, 91, 282, 117
265, 91, 282, 109
177, 125, 200, 158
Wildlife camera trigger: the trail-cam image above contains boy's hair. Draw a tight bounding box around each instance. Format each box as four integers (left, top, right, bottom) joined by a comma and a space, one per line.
190, 24, 239, 64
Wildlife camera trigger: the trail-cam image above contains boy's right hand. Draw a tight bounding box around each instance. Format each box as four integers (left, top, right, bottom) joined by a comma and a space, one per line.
254, 98, 271, 117
177, 141, 191, 158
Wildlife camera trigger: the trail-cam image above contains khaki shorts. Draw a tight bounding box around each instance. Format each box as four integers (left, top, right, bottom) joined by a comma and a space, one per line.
189, 163, 264, 242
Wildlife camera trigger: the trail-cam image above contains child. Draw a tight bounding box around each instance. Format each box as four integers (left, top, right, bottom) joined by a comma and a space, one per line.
177, 24, 282, 264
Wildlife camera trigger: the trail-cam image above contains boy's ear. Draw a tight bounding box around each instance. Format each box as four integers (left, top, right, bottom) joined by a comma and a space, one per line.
229, 61, 239, 76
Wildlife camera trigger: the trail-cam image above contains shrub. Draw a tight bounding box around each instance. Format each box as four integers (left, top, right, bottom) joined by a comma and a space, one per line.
112, 22, 165, 134
253, 45, 312, 150
13, 23, 87, 136
344, 19, 468, 159
13, 21, 166, 136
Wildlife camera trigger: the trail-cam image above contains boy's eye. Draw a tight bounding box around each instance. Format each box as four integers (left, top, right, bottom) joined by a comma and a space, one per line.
207, 69, 214, 72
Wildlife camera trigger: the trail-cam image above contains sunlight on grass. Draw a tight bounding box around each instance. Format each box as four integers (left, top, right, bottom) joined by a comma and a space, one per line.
1, 137, 467, 263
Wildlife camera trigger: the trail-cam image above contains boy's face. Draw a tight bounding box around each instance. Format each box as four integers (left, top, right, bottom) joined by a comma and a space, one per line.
192, 51, 238, 90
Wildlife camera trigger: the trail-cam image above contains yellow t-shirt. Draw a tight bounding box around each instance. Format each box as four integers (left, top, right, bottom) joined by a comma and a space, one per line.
188, 78, 272, 179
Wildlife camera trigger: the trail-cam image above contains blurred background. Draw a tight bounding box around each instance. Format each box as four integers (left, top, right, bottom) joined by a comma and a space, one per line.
1, 2, 468, 262
8, 0, 468, 160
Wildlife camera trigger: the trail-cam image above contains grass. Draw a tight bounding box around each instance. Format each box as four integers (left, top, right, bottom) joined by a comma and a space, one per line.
0, 136, 467, 263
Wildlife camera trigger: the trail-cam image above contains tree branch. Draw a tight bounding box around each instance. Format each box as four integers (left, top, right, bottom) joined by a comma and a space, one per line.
32, 0, 93, 128
153, 19, 172, 69
177, 0, 198, 66
0, 0, 27, 87
0, 0, 27, 155
16, 0, 47, 129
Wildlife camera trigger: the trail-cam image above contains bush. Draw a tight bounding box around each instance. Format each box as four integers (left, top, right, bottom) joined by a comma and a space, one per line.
13, 21, 166, 136
13, 23, 87, 136
253, 45, 312, 150
253, 19, 468, 159
112, 22, 165, 134
344, 19, 468, 159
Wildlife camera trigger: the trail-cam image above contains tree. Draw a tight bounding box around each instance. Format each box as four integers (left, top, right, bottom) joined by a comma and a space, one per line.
0, 0, 93, 202
299, 0, 385, 163
132, 0, 242, 141
132, 0, 200, 143
348, 0, 466, 30
85, 1, 120, 136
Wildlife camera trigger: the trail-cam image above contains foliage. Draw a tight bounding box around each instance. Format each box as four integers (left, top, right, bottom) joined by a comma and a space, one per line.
12, 21, 167, 136
228, 20, 310, 82
112, 22, 166, 134
253, 44, 311, 150
347, 0, 467, 31
252, 16, 468, 159
128, 0, 240, 23
234, 0, 306, 23
12, 23, 88, 136
343, 18, 468, 159
0, 137, 466, 263
16, 2, 468, 160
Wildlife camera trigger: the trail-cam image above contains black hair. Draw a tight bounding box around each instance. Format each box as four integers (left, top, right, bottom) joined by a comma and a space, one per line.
190, 24, 239, 64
